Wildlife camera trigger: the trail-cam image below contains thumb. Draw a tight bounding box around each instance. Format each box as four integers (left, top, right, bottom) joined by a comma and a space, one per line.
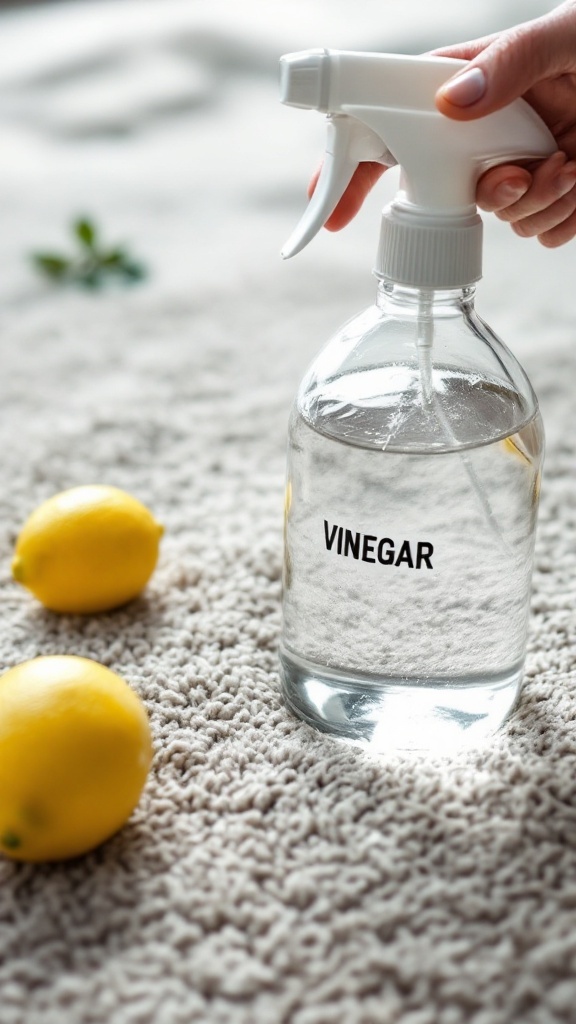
435, 10, 576, 120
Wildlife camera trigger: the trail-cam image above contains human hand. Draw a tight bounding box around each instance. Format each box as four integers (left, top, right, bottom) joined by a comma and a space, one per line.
316, 2, 576, 247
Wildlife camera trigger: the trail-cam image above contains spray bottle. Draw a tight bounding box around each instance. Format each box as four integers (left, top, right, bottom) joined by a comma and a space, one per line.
279, 49, 555, 752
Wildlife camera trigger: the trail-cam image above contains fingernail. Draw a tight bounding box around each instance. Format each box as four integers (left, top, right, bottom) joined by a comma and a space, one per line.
555, 166, 576, 196
495, 180, 530, 204
439, 67, 487, 107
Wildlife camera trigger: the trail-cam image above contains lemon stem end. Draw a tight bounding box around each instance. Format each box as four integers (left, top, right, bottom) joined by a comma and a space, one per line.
11, 556, 25, 584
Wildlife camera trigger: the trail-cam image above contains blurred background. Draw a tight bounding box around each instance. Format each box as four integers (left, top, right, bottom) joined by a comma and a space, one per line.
0, 0, 566, 361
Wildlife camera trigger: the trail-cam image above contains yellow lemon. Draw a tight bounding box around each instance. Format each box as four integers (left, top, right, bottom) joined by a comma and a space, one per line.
0, 656, 153, 862
12, 485, 163, 614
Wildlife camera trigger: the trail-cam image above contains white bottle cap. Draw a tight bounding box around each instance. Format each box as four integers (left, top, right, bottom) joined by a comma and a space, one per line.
376, 199, 483, 288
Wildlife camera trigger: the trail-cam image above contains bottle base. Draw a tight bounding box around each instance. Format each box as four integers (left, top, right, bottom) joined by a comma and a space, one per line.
279, 648, 523, 753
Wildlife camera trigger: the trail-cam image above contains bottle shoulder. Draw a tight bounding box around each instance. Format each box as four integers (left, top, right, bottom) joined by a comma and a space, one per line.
295, 300, 541, 453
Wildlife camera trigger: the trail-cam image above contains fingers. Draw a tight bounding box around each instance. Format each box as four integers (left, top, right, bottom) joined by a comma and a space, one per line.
539, 205, 576, 247
308, 162, 387, 231
435, 8, 576, 120
476, 165, 532, 212
478, 151, 576, 246
432, 33, 501, 64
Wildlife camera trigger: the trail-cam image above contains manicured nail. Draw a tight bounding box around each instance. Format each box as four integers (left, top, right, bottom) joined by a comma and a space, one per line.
495, 180, 530, 204
439, 67, 487, 107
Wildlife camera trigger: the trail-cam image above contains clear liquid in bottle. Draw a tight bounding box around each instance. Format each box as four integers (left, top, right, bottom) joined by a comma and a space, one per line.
279, 286, 544, 752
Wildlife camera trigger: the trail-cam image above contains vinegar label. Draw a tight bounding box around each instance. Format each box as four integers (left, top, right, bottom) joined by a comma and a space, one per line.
322, 518, 436, 573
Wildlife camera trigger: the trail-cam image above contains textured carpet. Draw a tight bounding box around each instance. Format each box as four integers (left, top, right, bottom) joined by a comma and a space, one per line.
0, 2, 575, 1023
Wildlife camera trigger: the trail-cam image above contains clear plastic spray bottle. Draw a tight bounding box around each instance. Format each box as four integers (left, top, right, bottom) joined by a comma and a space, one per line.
279, 50, 555, 752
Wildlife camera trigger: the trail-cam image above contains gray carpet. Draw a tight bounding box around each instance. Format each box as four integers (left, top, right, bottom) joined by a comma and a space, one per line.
0, 2, 575, 1022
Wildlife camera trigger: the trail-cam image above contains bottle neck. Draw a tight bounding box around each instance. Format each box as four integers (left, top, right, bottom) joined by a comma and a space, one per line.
375, 279, 476, 317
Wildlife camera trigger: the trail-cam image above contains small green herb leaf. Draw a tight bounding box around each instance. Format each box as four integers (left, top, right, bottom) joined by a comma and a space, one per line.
99, 247, 127, 268
74, 217, 98, 249
31, 254, 71, 278
118, 259, 147, 282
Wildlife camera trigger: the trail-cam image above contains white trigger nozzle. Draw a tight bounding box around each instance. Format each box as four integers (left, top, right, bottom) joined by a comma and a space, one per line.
281, 115, 395, 260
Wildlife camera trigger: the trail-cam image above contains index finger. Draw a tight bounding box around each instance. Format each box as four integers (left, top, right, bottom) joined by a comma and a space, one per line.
309, 162, 387, 232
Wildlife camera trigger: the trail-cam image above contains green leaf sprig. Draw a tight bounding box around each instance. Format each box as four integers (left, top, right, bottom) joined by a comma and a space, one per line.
31, 217, 147, 290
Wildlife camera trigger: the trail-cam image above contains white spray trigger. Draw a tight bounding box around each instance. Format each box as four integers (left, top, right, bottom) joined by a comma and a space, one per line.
281, 114, 395, 260
280, 49, 557, 282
